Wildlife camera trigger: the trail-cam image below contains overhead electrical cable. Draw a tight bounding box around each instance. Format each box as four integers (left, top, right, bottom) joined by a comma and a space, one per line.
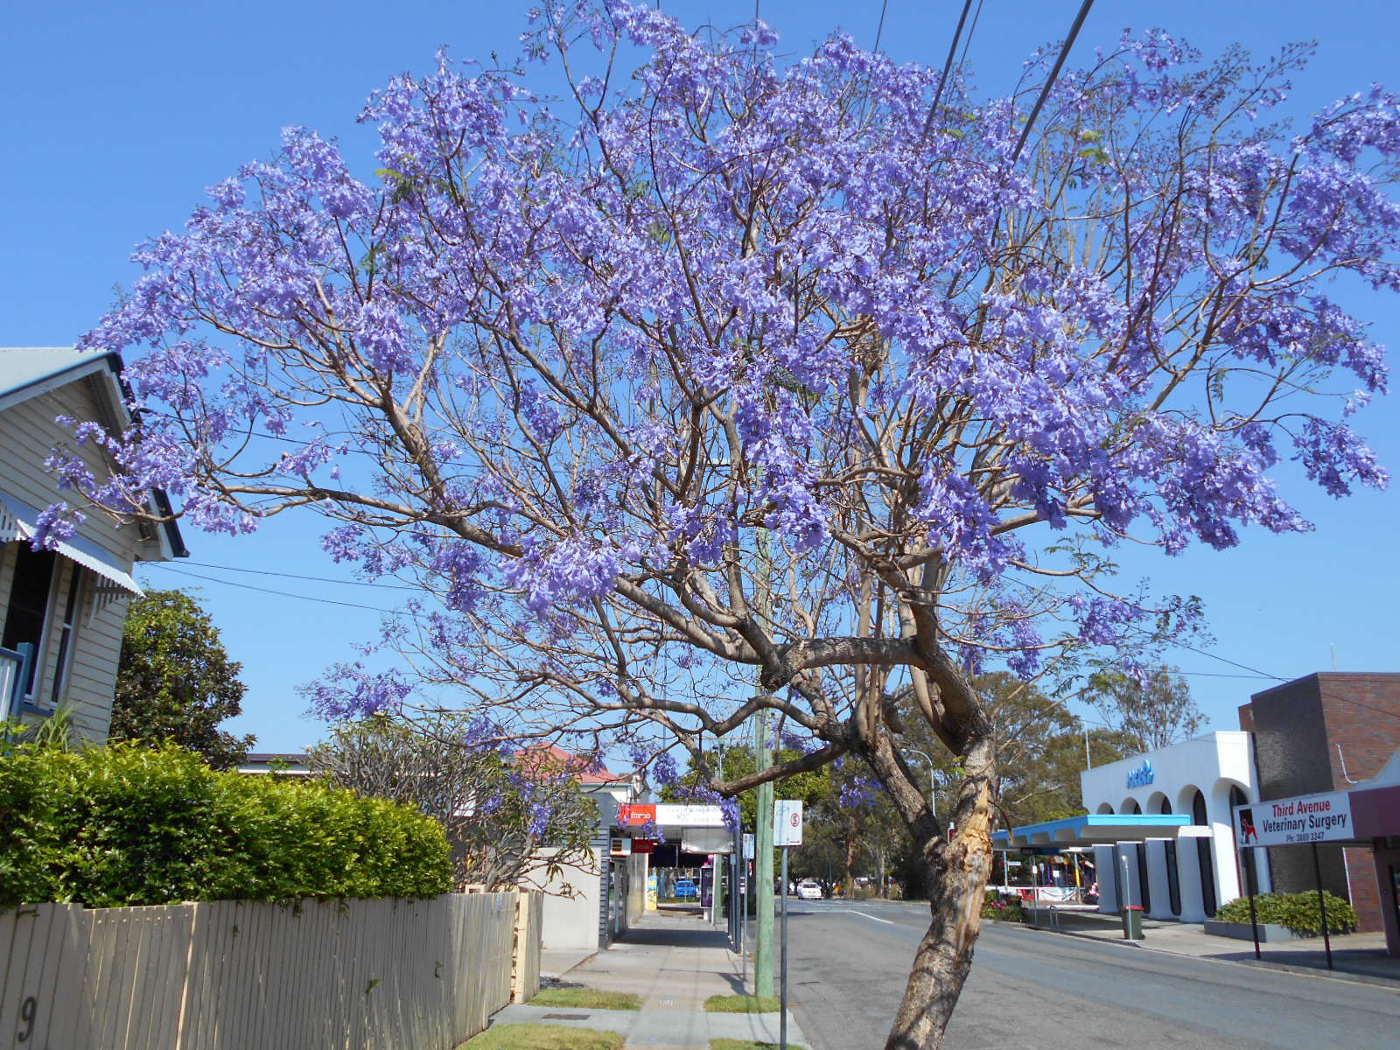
955, 0, 985, 72
145, 564, 393, 613
1175, 643, 1284, 681
921, 0, 977, 140
1010, 0, 1096, 163
179, 559, 419, 591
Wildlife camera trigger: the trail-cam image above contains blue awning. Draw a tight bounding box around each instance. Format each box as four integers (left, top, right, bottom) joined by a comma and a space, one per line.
992, 813, 1197, 849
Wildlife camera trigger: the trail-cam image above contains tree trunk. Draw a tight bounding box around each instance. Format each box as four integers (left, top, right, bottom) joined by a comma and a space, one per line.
843, 832, 858, 899
882, 739, 995, 1050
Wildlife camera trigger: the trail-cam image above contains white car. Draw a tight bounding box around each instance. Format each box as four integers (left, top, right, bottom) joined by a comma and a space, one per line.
795, 880, 823, 900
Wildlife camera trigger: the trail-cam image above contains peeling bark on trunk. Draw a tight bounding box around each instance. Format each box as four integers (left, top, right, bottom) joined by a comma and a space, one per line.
883, 737, 995, 1050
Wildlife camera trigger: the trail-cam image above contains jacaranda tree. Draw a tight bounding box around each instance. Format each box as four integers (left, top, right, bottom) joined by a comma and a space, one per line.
50, 4, 1398, 1045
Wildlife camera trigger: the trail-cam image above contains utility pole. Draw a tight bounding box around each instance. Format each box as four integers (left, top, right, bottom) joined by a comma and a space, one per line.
753, 525, 776, 998
753, 705, 775, 996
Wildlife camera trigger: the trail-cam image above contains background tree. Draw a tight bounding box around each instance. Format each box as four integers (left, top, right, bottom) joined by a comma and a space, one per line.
1088, 667, 1206, 753
895, 672, 1136, 829
111, 590, 253, 769
795, 761, 904, 898
307, 712, 598, 892
53, 6, 1400, 1046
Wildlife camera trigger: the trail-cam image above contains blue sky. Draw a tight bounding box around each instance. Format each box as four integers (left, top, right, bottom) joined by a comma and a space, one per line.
4, 1, 1398, 751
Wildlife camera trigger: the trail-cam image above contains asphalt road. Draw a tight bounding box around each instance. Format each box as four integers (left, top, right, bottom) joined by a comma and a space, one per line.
765, 899, 1400, 1050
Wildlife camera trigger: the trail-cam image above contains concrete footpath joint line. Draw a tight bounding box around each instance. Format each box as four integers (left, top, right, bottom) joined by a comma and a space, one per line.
492, 910, 810, 1049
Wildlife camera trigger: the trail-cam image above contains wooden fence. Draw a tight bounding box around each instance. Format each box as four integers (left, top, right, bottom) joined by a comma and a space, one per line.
511, 890, 543, 1005
0, 891, 539, 1050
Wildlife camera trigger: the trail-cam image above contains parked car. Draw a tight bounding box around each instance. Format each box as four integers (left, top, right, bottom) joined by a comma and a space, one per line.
673, 878, 699, 900
796, 879, 823, 900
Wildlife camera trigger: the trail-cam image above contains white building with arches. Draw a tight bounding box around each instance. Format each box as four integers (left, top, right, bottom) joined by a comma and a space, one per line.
1079, 732, 1269, 921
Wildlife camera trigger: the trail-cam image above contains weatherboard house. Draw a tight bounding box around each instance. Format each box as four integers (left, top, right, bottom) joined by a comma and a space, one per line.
0, 348, 186, 740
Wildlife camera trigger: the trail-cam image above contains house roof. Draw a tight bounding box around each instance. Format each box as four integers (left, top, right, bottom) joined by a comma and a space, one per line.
0, 347, 188, 559
0, 347, 119, 401
237, 752, 313, 775
515, 743, 629, 785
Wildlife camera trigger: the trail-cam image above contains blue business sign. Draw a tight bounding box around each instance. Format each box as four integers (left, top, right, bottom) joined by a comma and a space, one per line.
1126, 760, 1154, 789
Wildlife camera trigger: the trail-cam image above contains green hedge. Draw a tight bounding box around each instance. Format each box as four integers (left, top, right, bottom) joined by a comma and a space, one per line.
1215, 891, 1358, 937
980, 890, 1025, 923
0, 742, 452, 907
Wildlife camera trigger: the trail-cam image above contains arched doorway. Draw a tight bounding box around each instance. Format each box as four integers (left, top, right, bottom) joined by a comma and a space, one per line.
1191, 789, 1216, 917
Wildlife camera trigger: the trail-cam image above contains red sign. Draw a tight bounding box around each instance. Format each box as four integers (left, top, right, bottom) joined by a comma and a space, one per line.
631, 839, 658, 854
617, 804, 656, 827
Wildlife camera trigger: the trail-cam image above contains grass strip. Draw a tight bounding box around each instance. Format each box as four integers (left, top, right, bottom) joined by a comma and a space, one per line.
459, 1022, 624, 1049
528, 986, 642, 1011
711, 1040, 808, 1050
704, 994, 782, 1014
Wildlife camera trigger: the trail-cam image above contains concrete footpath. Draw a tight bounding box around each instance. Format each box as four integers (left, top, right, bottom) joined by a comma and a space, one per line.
491, 909, 810, 1049
1017, 905, 1400, 986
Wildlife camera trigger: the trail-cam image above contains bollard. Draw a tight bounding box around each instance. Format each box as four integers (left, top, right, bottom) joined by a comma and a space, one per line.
1120, 904, 1144, 940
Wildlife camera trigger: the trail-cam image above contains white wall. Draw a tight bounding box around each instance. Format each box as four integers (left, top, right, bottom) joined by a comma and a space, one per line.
522, 847, 603, 952
1081, 733, 1269, 920
1092, 845, 1118, 911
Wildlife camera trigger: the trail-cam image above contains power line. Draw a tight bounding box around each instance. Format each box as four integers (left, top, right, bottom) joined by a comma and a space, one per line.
955, 0, 985, 73
180, 559, 419, 591
1175, 644, 1284, 681
1010, 0, 1096, 164
164, 566, 1289, 682
922, 0, 976, 140
1160, 652, 1400, 725
1173, 670, 1275, 681
145, 564, 393, 613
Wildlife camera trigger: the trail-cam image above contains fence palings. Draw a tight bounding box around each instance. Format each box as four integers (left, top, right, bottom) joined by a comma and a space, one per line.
0, 891, 540, 1050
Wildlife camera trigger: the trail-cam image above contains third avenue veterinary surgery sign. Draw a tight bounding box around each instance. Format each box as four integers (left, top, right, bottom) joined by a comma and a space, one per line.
1233, 790, 1355, 847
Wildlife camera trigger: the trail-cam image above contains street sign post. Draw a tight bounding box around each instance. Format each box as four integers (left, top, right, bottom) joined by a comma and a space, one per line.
773, 800, 803, 1050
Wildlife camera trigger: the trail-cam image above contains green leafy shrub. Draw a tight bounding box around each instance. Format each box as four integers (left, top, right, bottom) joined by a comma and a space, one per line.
0, 742, 452, 906
980, 890, 1025, 923
1215, 892, 1357, 936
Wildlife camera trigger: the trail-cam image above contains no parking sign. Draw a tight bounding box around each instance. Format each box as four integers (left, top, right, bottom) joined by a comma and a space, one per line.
774, 799, 804, 846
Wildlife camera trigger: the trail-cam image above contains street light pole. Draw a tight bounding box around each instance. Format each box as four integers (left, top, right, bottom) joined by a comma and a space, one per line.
900, 747, 938, 825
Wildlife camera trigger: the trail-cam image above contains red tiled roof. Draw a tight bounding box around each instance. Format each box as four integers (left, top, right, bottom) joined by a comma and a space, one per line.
514, 743, 628, 785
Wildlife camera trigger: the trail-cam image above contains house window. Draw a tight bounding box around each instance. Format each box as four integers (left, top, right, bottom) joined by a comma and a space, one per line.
49, 567, 83, 705
2, 544, 57, 699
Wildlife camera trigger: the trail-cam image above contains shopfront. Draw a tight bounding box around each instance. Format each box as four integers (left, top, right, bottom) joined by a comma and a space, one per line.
1076, 731, 1267, 921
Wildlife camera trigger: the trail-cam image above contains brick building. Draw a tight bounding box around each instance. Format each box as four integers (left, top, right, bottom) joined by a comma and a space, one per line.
1239, 673, 1400, 933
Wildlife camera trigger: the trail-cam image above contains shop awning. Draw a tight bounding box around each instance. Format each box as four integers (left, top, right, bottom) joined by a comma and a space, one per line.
0, 492, 143, 597
993, 813, 1195, 849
